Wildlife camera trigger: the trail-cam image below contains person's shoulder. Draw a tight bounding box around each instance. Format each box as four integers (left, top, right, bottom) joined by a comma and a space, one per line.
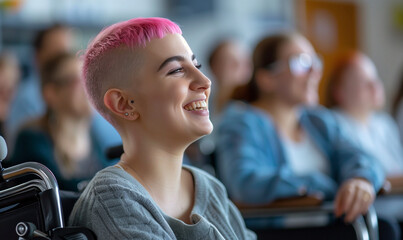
13, 119, 50, 150
220, 101, 271, 128
222, 101, 258, 117
69, 166, 173, 238
304, 105, 333, 117
16, 117, 47, 136
371, 111, 400, 132
72, 166, 157, 218
372, 111, 396, 124
86, 166, 148, 197
303, 106, 338, 125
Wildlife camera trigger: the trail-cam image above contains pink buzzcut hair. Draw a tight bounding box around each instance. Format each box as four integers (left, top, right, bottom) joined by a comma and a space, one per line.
83, 17, 182, 124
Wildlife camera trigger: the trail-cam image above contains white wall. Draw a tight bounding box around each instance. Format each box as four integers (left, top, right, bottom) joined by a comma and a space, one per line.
175, 0, 295, 79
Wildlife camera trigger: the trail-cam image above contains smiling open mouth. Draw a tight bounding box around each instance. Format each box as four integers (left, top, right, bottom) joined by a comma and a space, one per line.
184, 100, 208, 111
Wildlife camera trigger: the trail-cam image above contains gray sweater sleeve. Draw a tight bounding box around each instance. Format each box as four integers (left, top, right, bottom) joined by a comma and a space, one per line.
69, 173, 176, 240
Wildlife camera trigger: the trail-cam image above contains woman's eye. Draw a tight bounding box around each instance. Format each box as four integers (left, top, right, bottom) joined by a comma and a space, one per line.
168, 67, 184, 75
195, 63, 202, 69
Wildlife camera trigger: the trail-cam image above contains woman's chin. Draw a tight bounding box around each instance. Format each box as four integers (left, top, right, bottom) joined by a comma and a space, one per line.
191, 122, 214, 140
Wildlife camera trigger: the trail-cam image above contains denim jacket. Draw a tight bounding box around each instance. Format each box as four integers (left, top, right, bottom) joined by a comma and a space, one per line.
216, 101, 385, 204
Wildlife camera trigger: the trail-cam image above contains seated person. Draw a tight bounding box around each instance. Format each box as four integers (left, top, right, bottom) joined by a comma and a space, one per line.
10, 52, 110, 192
0, 52, 20, 141
68, 17, 255, 239
326, 51, 403, 192
6, 24, 121, 159
208, 39, 252, 118
216, 33, 396, 239
392, 68, 403, 142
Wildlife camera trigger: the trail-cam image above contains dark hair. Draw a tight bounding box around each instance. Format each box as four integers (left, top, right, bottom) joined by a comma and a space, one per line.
392, 67, 403, 117
41, 52, 76, 88
208, 40, 232, 68
232, 33, 294, 102
33, 24, 69, 53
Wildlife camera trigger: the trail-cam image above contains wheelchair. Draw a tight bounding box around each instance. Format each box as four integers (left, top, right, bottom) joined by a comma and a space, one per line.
0, 136, 96, 240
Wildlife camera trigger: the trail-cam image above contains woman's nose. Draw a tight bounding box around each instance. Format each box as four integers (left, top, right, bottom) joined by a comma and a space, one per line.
190, 70, 211, 91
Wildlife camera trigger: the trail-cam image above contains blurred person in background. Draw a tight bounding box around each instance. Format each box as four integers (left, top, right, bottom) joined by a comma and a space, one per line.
326, 51, 403, 192
0, 52, 20, 140
6, 24, 73, 141
327, 52, 403, 231
208, 39, 252, 119
392, 67, 403, 144
6, 24, 122, 155
216, 32, 397, 239
10, 53, 111, 192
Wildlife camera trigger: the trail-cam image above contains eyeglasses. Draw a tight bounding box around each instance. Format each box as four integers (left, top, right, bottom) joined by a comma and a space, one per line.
266, 53, 323, 76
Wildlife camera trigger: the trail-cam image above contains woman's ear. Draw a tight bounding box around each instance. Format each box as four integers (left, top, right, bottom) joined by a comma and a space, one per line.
104, 88, 139, 120
255, 69, 276, 93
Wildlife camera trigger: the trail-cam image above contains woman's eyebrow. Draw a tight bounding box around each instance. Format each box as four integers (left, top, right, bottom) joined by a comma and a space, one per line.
157, 54, 196, 72
157, 56, 184, 72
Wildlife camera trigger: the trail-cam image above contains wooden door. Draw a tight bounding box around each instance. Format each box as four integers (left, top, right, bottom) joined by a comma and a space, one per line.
296, 0, 359, 105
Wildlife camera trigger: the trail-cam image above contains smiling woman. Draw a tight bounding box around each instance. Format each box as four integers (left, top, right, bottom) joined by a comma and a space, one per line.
68, 17, 255, 240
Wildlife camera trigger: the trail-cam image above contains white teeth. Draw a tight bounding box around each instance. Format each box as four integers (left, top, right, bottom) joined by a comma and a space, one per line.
184, 100, 208, 111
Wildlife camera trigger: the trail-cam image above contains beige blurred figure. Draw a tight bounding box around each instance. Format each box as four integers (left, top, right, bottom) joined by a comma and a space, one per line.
5, 24, 74, 147
0, 52, 20, 138
209, 40, 252, 116
327, 51, 403, 192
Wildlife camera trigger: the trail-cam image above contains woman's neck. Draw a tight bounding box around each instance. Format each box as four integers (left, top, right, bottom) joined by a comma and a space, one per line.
254, 97, 302, 141
48, 112, 92, 163
50, 113, 91, 138
119, 136, 194, 223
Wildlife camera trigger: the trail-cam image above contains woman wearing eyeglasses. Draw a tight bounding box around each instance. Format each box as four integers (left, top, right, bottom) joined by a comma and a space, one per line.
215, 33, 397, 239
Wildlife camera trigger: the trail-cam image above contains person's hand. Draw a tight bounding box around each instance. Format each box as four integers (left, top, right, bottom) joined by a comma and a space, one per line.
334, 178, 375, 222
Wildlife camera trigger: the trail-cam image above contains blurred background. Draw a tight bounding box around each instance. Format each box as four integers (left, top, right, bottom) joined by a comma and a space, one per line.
0, 0, 402, 109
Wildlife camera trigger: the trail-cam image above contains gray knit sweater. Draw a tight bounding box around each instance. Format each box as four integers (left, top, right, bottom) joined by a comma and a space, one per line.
68, 165, 256, 240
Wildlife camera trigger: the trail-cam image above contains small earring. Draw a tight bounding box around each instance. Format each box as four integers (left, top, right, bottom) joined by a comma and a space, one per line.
130, 100, 134, 104
124, 113, 129, 116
